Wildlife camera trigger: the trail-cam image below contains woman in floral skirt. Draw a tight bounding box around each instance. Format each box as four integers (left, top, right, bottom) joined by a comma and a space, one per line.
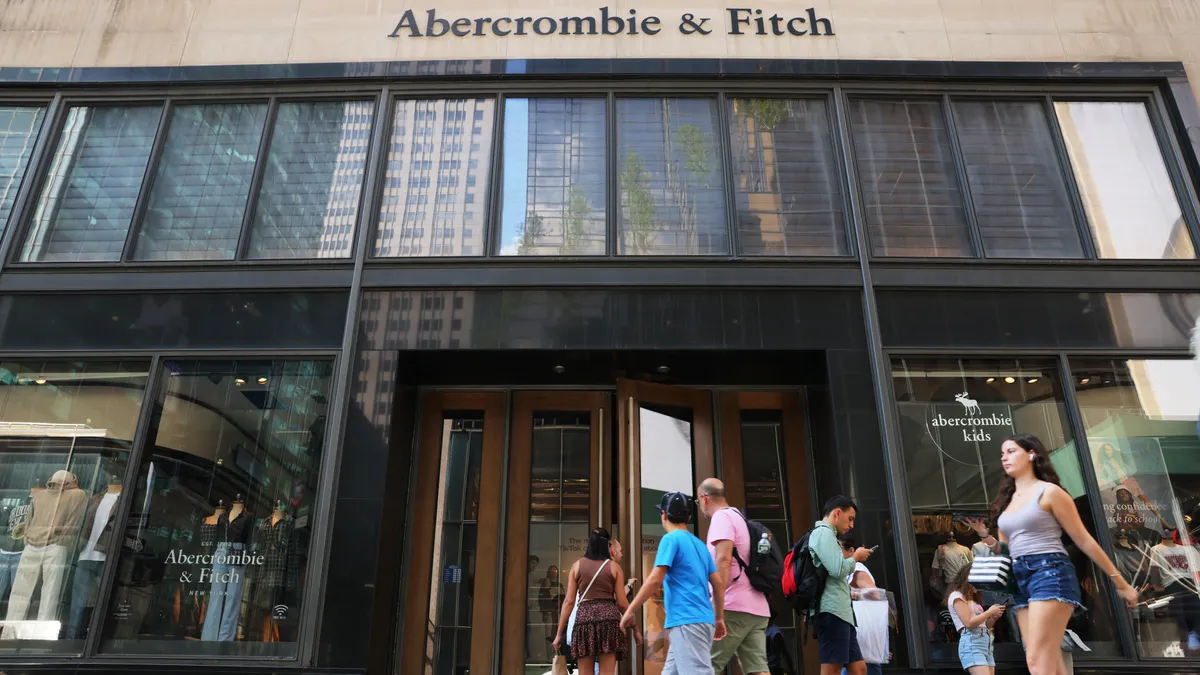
553, 527, 639, 674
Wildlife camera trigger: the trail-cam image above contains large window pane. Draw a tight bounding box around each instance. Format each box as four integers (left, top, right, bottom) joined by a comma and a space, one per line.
524, 412, 591, 674
1072, 359, 1200, 659
0, 107, 46, 232
728, 98, 847, 256
373, 98, 496, 258
891, 357, 1121, 662
133, 103, 269, 261
100, 359, 331, 656
0, 360, 148, 654
247, 101, 373, 260
20, 106, 162, 263
499, 98, 605, 256
953, 100, 1083, 259
850, 99, 972, 257
1055, 101, 1197, 260
617, 98, 729, 256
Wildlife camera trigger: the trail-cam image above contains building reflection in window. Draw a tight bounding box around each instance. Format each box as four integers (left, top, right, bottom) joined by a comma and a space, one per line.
100, 359, 331, 657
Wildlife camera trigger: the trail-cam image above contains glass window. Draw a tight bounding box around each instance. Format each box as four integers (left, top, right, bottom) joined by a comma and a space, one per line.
0, 360, 149, 654
373, 99, 495, 258
20, 106, 162, 263
1071, 358, 1200, 659
425, 415, 484, 673
524, 411, 591, 672
498, 98, 606, 256
727, 98, 847, 256
850, 99, 972, 257
246, 101, 373, 260
1055, 101, 1197, 260
0, 106, 46, 232
891, 357, 1121, 661
952, 100, 1083, 259
617, 98, 729, 256
133, 103, 269, 261
100, 359, 331, 656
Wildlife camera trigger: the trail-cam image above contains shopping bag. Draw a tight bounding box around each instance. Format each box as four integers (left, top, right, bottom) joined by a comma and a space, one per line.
967, 555, 1012, 590
551, 651, 570, 675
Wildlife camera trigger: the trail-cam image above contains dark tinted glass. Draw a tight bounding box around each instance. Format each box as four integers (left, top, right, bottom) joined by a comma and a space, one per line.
134, 103, 268, 261
498, 98, 606, 256
727, 98, 847, 256
0, 360, 148, 655
247, 101, 373, 260
0, 107, 46, 231
21, 106, 162, 263
100, 359, 331, 656
952, 100, 1082, 259
891, 357, 1122, 660
1070, 359, 1200, 659
616, 98, 729, 255
850, 99, 972, 257
0, 292, 348, 351
373, 99, 496, 257
878, 291, 1200, 350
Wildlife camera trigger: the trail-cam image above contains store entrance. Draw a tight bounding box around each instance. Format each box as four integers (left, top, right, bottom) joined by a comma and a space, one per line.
397, 380, 817, 675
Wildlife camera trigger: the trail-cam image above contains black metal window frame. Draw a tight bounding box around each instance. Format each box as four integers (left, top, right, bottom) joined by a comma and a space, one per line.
1, 79, 1197, 272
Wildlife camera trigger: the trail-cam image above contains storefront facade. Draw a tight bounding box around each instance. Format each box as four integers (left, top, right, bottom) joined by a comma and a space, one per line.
0, 1, 1196, 673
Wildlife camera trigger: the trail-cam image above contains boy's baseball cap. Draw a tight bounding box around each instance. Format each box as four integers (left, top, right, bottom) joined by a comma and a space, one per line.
656, 491, 691, 520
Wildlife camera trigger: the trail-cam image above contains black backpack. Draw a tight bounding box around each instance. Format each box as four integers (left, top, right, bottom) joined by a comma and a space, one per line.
728, 509, 785, 598
781, 529, 828, 616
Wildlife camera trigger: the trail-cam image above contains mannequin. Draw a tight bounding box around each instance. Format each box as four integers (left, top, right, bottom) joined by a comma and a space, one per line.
66, 474, 123, 639
201, 494, 250, 642
3, 470, 88, 639
253, 499, 296, 642
0, 482, 35, 605
1111, 529, 1148, 588
1150, 530, 1200, 650
932, 531, 973, 590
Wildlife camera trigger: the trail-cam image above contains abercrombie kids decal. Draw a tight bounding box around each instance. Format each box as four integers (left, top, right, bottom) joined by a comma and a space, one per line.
928, 392, 1014, 443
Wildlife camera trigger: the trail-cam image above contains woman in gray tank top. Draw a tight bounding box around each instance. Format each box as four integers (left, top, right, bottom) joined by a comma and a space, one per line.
970, 434, 1137, 675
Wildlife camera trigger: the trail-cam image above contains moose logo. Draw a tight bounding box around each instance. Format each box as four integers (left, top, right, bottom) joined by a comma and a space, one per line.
954, 392, 981, 415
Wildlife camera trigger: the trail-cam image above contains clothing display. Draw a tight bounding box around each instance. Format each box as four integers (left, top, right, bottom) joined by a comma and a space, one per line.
66, 560, 105, 639
3, 544, 69, 633
1149, 542, 1200, 588
22, 471, 88, 548
0, 551, 21, 604
250, 513, 301, 642
200, 507, 251, 642
66, 488, 121, 639
932, 539, 973, 588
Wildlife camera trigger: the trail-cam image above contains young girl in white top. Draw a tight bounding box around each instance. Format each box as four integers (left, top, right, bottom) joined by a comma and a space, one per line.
946, 567, 1005, 674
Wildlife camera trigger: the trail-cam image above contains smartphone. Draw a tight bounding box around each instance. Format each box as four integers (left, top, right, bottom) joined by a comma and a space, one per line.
869, 545, 880, 553
1002, 597, 1012, 607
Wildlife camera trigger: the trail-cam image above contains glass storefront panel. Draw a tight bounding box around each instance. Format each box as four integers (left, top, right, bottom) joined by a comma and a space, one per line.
0, 106, 46, 233
891, 357, 1122, 662
1071, 358, 1200, 659
134, 102, 269, 261
100, 359, 331, 656
951, 99, 1083, 259
616, 98, 729, 256
1055, 101, 1197, 260
726, 97, 847, 256
20, 105, 163, 263
849, 99, 972, 258
0, 360, 149, 654
498, 98, 606, 257
374, 98, 496, 258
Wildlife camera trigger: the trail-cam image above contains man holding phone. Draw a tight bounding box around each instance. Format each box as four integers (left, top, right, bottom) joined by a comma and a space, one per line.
841, 537, 888, 675
810, 496, 873, 675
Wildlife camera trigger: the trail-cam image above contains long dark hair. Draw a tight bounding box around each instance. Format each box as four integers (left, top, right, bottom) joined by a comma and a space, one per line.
989, 433, 1063, 525
584, 527, 612, 561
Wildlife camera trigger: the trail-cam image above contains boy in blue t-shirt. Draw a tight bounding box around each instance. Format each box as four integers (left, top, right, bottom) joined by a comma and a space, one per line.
621, 491, 727, 675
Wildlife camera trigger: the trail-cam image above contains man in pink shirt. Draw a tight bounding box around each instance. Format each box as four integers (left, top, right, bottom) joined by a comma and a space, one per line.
699, 477, 771, 675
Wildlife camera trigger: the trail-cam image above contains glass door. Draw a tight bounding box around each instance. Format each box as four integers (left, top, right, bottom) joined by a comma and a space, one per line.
617, 379, 716, 675
501, 392, 608, 675
400, 392, 506, 675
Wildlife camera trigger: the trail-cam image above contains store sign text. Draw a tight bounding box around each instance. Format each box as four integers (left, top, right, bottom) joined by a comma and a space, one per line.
388, 7, 835, 38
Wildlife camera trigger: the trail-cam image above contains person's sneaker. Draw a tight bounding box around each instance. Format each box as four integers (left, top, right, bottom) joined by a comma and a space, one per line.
1187, 631, 1200, 651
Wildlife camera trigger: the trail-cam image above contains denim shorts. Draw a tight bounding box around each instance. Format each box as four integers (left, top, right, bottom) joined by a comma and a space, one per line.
1012, 552, 1083, 611
958, 627, 994, 669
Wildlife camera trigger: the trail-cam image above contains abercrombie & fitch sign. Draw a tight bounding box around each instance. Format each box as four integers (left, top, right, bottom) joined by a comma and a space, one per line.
388, 7, 835, 38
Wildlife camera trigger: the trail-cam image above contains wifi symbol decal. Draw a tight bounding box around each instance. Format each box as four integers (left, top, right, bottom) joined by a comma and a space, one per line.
272, 605, 289, 619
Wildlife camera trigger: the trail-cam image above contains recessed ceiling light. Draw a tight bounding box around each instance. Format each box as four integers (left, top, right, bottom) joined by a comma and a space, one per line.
1080, 378, 1090, 385
34, 377, 46, 385
985, 377, 995, 383
552, 365, 566, 374
1028, 378, 1039, 384
656, 365, 670, 374
257, 376, 268, 385
1004, 376, 1015, 384
234, 378, 246, 386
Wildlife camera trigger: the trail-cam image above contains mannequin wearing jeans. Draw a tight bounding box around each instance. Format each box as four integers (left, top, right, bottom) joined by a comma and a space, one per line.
201, 497, 250, 642
66, 478, 121, 639
0, 500, 32, 605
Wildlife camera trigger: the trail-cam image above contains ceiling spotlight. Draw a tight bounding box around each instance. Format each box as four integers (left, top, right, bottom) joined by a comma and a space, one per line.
656, 365, 670, 374
34, 377, 46, 385
234, 378, 246, 386
257, 376, 269, 385
1080, 378, 1090, 385
985, 377, 995, 383
1004, 376, 1015, 384
552, 365, 566, 374
1028, 378, 1039, 384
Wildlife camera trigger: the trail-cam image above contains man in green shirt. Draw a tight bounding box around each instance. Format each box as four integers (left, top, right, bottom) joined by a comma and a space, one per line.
810, 495, 873, 675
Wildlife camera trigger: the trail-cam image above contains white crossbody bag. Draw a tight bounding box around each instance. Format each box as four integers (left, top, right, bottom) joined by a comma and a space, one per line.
566, 561, 608, 647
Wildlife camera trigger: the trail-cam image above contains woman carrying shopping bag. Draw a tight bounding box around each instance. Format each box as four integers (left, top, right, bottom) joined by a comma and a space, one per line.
552, 528, 639, 675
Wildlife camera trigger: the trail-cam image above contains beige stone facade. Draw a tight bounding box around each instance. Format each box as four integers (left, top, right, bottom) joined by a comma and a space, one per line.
0, 0, 1197, 96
